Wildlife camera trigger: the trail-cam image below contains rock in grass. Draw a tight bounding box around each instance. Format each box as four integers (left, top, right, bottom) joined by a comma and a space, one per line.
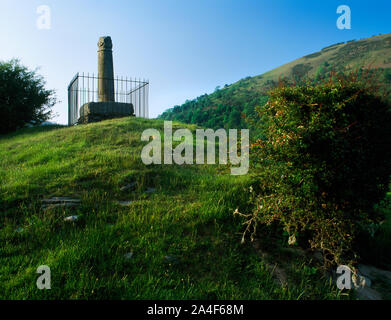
163, 255, 178, 264
64, 215, 79, 222
41, 197, 81, 211
116, 200, 133, 206
42, 197, 81, 204
120, 182, 137, 192
124, 252, 134, 260
145, 187, 156, 194
358, 264, 391, 283
355, 286, 382, 300
352, 273, 372, 289
42, 203, 79, 210
16, 227, 24, 233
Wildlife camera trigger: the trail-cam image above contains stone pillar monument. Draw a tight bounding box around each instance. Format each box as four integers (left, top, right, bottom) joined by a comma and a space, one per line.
98, 36, 115, 102
78, 36, 134, 124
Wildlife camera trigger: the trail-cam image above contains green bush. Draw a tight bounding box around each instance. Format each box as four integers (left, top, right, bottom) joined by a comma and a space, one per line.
0, 59, 56, 134
239, 76, 391, 266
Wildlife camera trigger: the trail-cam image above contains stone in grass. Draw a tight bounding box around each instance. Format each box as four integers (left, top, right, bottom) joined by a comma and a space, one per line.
41, 197, 81, 211
120, 182, 137, 192
352, 273, 372, 289
116, 200, 133, 206
42, 197, 81, 204
145, 187, 156, 194
358, 264, 391, 283
355, 286, 382, 300
163, 255, 179, 264
42, 203, 79, 210
124, 252, 134, 260
16, 227, 24, 233
64, 215, 79, 222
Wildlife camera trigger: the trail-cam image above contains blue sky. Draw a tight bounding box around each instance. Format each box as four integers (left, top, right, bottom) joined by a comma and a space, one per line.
1, 0, 390, 124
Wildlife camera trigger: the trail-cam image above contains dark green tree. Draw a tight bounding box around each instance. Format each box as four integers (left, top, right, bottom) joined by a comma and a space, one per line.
0, 59, 56, 134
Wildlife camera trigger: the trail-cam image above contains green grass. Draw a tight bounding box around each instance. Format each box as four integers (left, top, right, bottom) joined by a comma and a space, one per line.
0, 118, 347, 299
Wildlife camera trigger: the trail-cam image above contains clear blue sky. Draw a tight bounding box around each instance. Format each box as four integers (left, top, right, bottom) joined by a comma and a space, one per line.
1, 0, 390, 124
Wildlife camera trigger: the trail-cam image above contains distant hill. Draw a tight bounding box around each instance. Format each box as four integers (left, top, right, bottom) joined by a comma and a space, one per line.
159, 33, 391, 129
0, 117, 349, 299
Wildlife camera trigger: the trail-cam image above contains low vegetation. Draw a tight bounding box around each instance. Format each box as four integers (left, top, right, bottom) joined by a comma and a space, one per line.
237, 75, 391, 267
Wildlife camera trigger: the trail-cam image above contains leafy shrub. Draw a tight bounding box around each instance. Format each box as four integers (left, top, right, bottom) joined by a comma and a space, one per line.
0, 59, 56, 134
237, 74, 391, 266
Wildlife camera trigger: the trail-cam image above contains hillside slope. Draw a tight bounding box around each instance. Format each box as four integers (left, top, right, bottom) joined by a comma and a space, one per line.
159, 33, 391, 129
0, 118, 344, 299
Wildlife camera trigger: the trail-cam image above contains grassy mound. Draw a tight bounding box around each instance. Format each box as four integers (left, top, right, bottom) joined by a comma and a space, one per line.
0, 118, 345, 299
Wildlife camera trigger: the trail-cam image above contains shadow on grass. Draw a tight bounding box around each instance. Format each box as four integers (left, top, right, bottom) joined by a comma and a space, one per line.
355, 193, 391, 270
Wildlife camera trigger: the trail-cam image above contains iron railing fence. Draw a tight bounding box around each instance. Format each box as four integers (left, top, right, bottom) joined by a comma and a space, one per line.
68, 73, 149, 125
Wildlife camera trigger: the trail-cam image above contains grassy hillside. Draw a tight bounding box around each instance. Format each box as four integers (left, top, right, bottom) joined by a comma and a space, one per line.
159, 33, 391, 129
0, 118, 347, 299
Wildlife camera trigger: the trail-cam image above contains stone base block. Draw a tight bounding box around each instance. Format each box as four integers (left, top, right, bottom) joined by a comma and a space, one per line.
78, 101, 134, 124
